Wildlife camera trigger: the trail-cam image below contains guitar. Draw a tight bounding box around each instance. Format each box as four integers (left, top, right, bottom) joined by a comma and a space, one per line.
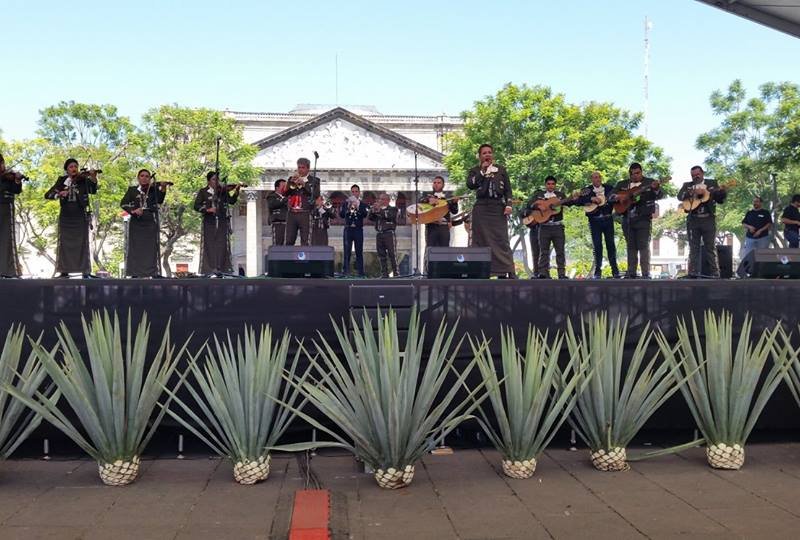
522, 192, 580, 226
581, 193, 607, 214
612, 177, 671, 215
680, 180, 737, 213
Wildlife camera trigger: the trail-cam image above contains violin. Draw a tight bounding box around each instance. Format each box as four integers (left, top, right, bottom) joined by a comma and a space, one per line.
221, 183, 247, 191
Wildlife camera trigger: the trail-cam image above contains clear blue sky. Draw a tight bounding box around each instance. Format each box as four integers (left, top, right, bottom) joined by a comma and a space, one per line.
3, 0, 800, 180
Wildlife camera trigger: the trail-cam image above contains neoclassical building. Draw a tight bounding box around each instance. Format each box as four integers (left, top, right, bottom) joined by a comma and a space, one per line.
226, 105, 464, 276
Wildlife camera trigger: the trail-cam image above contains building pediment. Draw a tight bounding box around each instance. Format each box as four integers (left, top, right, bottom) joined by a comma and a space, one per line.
252, 107, 444, 170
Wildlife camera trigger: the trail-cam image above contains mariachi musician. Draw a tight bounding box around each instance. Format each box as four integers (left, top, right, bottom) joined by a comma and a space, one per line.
44, 158, 99, 278
120, 169, 168, 278
368, 193, 399, 278
575, 171, 620, 279
285, 157, 321, 246
193, 171, 240, 275
466, 144, 515, 278
419, 175, 458, 248
527, 176, 572, 280
311, 194, 335, 246
267, 179, 288, 245
0, 153, 23, 278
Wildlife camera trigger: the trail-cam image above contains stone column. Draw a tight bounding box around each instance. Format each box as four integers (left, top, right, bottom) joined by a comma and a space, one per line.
245, 190, 263, 276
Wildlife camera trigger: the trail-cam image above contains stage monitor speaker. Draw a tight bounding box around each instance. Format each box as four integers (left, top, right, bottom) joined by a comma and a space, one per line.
348, 284, 415, 331
700, 245, 733, 279
266, 246, 334, 278
426, 247, 491, 279
740, 248, 800, 279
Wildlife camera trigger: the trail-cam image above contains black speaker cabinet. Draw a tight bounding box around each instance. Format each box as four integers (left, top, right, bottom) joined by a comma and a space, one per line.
740, 248, 800, 279
266, 246, 334, 278
348, 284, 415, 332
700, 245, 733, 279
426, 247, 491, 279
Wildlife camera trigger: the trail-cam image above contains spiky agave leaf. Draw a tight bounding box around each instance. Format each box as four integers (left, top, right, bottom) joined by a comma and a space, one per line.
273, 309, 489, 471
162, 325, 309, 466
468, 326, 591, 463
0, 326, 59, 458
655, 311, 788, 449
565, 313, 687, 453
5, 310, 190, 466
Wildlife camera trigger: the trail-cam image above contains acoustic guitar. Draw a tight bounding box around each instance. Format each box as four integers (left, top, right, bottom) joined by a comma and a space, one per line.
612, 177, 671, 215
680, 180, 737, 213
522, 192, 580, 226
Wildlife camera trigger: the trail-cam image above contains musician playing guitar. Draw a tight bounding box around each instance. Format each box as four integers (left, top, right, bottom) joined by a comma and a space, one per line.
575, 171, 620, 279
677, 166, 728, 278
611, 162, 664, 279
528, 176, 575, 279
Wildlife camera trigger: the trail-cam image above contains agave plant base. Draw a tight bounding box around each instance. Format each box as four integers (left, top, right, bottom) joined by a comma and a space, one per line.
233, 455, 271, 485
374, 465, 415, 489
98, 456, 141, 486
501, 458, 537, 479
706, 443, 745, 470
590, 447, 630, 472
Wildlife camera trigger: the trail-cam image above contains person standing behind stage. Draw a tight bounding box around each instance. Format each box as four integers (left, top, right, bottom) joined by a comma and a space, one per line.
736, 196, 772, 277
285, 157, 321, 246
577, 171, 620, 279
340, 184, 368, 276
311, 195, 335, 246
530, 176, 570, 279
677, 166, 727, 278
781, 194, 800, 248
0, 153, 22, 278
612, 162, 663, 279
193, 171, 239, 275
420, 175, 458, 248
466, 144, 515, 278
267, 179, 288, 245
120, 169, 166, 277
44, 158, 98, 278
369, 193, 398, 278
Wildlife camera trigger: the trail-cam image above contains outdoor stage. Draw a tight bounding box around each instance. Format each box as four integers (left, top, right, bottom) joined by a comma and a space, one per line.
1, 277, 800, 435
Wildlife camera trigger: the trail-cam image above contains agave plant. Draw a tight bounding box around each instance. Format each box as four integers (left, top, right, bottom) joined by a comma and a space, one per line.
163, 326, 308, 485
276, 309, 487, 489
469, 326, 590, 479
565, 313, 686, 471
0, 326, 59, 459
6, 310, 189, 485
656, 311, 788, 470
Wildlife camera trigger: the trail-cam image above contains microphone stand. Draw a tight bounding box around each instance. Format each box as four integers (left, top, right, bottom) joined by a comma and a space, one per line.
399, 152, 425, 278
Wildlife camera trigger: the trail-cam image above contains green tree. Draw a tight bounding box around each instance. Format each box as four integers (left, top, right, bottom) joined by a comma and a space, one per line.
141, 106, 258, 276
444, 83, 671, 273
695, 80, 800, 247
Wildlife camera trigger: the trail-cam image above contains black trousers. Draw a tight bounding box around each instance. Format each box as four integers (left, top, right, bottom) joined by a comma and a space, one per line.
622, 218, 652, 277
343, 227, 364, 276
528, 225, 541, 275
589, 217, 619, 276
687, 216, 718, 277
285, 211, 310, 246
538, 224, 566, 278
271, 222, 286, 246
425, 224, 450, 248
376, 230, 398, 277
311, 227, 328, 246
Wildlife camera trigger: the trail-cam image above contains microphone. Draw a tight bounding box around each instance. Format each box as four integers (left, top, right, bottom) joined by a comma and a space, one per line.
313, 151, 319, 159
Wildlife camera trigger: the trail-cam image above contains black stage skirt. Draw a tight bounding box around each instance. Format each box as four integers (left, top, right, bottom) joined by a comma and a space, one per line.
0, 203, 19, 276
55, 204, 91, 274
126, 216, 160, 277
200, 217, 232, 274
471, 201, 514, 275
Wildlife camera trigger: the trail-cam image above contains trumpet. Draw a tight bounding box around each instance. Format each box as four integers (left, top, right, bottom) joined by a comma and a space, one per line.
289, 171, 307, 189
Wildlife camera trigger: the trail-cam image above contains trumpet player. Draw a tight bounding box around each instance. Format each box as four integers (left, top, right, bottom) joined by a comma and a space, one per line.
44, 158, 99, 278
369, 193, 399, 278
266, 179, 288, 246
0, 153, 23, 278
340, 184, 368, 276
311, 194, 335, 246
285, 157, 321, 246
120, 169, 167, 277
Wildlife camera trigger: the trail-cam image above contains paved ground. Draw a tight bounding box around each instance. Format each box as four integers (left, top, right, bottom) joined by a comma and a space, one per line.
2, 444, 800, 539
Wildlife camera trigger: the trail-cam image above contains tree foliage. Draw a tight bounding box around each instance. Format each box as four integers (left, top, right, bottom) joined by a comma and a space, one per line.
444, 83, 671, 272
